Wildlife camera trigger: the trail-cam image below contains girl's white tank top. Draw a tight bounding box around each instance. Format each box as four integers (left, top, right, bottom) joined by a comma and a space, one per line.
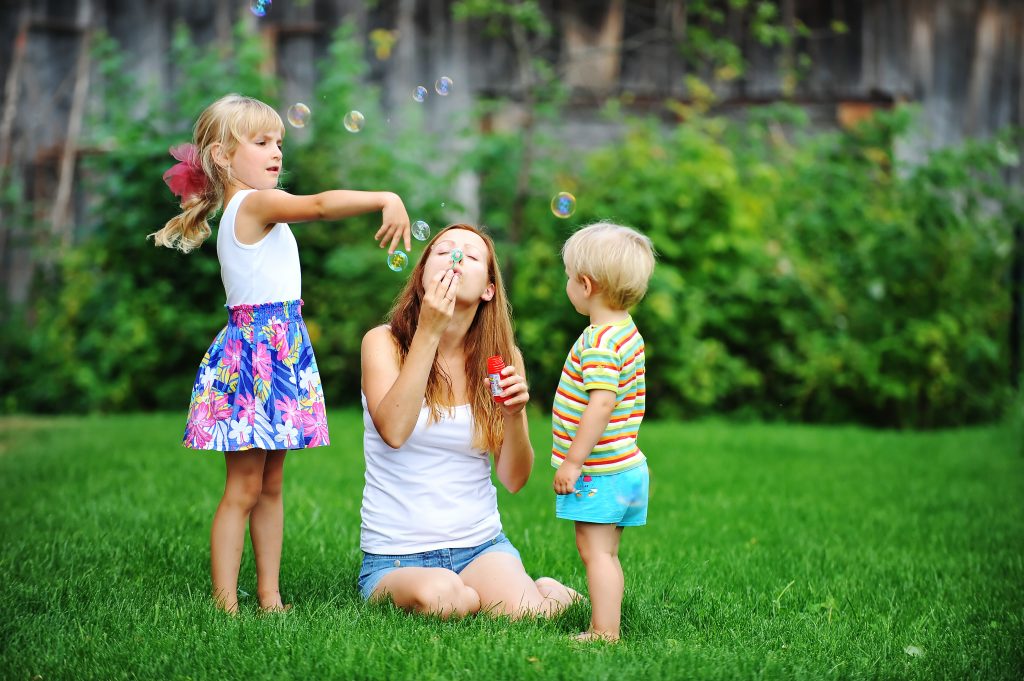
360, 393, 503, 554
217, 189, 302, 307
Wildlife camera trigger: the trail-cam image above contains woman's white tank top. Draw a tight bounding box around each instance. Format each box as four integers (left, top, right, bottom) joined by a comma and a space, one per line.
360, 394, 503, 554
217, 189, 302, 307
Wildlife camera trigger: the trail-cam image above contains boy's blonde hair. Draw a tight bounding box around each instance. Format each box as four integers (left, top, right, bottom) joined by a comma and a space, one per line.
151, 94, 285, 253
562, 222, 656, 310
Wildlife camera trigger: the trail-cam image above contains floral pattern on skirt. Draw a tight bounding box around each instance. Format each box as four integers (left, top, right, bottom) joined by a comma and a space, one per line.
183, 299, 329, 451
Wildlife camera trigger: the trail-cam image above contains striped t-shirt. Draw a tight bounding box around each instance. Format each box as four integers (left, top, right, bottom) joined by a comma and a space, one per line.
550, 315, 646, 475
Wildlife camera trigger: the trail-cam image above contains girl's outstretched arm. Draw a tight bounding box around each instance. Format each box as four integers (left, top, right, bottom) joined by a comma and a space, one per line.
239, 189, 410, 252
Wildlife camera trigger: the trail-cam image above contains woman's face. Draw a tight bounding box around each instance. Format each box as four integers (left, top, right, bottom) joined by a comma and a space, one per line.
421, 228, 495, 304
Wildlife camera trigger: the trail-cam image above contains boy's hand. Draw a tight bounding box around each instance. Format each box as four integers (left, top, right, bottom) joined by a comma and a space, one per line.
375, 192, 411, 253
553, 461, 582, 495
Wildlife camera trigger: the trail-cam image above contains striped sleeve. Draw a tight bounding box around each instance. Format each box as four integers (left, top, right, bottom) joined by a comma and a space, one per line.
579, 346, 620, 393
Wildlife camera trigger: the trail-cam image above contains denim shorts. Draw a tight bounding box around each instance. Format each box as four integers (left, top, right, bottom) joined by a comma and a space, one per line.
555, 461, 649, 526
358, 533, 522, 601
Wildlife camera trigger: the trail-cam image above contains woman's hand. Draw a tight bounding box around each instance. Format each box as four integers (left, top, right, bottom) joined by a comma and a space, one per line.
487, 364, 529, 417
375, 192, 411, 253
417, 268, 461, 338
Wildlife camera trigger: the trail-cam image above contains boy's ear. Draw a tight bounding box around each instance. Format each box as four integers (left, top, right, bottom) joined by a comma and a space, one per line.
580, 275, 595, 297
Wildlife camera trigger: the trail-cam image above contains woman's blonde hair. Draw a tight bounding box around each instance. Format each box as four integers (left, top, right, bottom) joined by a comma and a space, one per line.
386, 224, 518, 454
150, 94, 284, 253
562, 221, 656, 309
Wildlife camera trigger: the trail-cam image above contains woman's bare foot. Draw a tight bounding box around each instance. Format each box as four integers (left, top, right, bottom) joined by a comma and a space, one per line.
573, 630, 619, 643
533, 577, 587, 617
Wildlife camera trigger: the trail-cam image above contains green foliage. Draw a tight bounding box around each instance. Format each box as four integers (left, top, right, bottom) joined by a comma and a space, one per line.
2, 20, 1020, 429
506, 108, 1021, 427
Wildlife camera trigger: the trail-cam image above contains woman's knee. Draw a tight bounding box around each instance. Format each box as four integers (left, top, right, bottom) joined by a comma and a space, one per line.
409, 573, 479, 615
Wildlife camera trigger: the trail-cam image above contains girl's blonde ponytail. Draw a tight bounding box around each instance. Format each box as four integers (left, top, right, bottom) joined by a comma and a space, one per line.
151, 190, 220, 253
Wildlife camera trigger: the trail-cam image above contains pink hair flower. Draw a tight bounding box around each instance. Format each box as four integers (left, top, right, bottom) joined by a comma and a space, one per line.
162, 143, 209, 201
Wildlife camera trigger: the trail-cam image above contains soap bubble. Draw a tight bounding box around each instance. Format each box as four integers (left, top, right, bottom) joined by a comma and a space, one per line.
435, 77, 453, 96
412, 220, 430, 241
250, 0, 268, 18
387, 250, 409, 272
550, 192, 576, 218
413, 86, 428, 103
343, 111, 365, 133
287, 103, 311, 128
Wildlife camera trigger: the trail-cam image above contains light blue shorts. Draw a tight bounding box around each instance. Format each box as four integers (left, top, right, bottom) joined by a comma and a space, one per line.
555, 461, 649, 526
358, 533, 521, 601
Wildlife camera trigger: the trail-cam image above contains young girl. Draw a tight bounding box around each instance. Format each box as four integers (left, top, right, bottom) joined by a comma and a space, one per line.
152, 93, 410, 613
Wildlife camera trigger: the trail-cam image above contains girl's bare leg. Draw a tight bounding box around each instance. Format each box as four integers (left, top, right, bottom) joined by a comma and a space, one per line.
250, 449, 287, 611
210, 449, 268, 613
574, 522, 624, 641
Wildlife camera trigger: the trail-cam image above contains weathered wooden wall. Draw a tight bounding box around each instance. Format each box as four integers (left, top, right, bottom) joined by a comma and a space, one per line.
0, 0, 1021, 304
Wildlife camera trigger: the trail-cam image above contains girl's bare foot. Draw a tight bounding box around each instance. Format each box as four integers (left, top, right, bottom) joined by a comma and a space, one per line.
213, 591, 239, 615
573, 630, 619, 643
258, 590, 290, 613
259, 603, 293, 614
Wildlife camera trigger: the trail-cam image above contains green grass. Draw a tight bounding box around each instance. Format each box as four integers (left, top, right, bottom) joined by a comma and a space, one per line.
1, 410, 1022, 680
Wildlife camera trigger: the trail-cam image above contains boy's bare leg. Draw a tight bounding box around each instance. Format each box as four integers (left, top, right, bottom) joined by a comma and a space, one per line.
574, 522, 624, 641
211, 449, 268, 613
250, 449, 288, 611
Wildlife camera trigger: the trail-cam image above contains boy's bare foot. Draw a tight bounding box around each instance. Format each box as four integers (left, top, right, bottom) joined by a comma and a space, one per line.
573, 630, 619, 643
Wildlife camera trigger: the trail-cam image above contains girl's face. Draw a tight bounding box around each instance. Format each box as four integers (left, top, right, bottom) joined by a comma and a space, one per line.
422, 229, 495, 305
226, 129, 283, 191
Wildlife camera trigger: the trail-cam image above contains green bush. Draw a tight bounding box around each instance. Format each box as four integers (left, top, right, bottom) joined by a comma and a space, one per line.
2, 22, 1020, 429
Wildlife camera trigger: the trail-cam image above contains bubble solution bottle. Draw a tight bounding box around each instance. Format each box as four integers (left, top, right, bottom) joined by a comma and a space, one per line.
486, 355, 506, 403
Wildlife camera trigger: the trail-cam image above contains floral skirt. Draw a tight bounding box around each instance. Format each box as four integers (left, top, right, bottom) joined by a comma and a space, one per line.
183, 299, 329, 452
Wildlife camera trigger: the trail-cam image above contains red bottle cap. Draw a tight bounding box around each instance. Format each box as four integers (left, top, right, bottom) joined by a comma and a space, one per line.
487, 355, 506, 402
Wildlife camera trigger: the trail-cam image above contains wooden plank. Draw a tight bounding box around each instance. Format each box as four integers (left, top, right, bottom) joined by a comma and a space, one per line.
0, 4, 29, 169
49, 0, 92, 251
966, 1, 1001, 134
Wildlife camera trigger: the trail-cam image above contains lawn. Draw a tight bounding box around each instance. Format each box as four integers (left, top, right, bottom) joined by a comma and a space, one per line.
1, 410, 1022, 680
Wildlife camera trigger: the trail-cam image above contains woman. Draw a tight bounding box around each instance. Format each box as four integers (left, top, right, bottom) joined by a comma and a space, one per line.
358, 223, 578, 617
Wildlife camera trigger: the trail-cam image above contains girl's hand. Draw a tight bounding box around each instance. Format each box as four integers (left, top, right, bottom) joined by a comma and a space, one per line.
375, 192, 411, 253
484, 364, 530, 417
553, 461, 582, 495
418, 268, 461, 338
